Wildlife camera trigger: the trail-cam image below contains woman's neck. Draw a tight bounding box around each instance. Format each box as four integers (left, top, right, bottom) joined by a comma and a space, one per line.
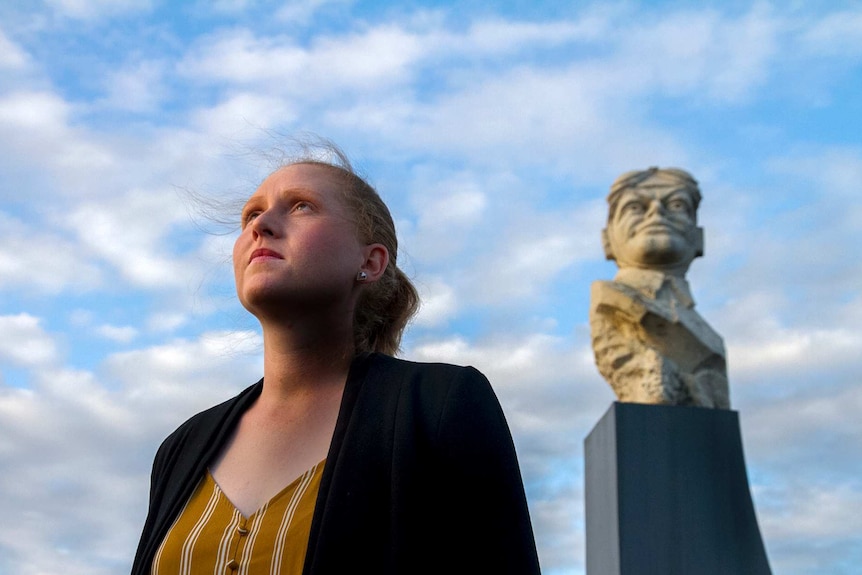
257, 316, 356, 402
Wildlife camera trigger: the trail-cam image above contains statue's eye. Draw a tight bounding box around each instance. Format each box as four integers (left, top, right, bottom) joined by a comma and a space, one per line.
666, 197, 691, 214
621, 201, 645, 215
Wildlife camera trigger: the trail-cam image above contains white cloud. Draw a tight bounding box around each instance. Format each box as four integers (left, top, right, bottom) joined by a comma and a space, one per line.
730, 327, 862, 379
746, 383, 862, 458
529, 480, 583, 573
801, 8, 862, 56
95, 324, 138, 343
179, 29, 307, 84
100, 59, 167, 113
178, 15, 601, 104
190, 92, 298, 136
611, 6, 780, 102
44, 0, 153, 20
103, 330, 262, 407
178, 25, 429, 96
68, 309, 94, 327
145, 311, 189, 333
326, 56, 692, 178
0, 314, 59, 367
413, 277, 458, 328
0, 29, 29, 69
63, 189, 200, 288
0, 90, 69, 131
0, 212, 103, 294
208, 0, 254, 13
461, 201, 604, 305
291, 25, 423, 88
754, 475, 862, 575
414, 178, 487, 226
0, 367, 143, 575
317, 7, 784, 171
454, 16, 609, 53
768, 146, 862, 199
0, 331, 264, 573
484, 234, 580, 300
0, 91, 119, 201
399, 169, 606, 313
760, 482, 862, 540
406, 170, 489, 262
275, 0, 354, 24
410, 331, 607, 427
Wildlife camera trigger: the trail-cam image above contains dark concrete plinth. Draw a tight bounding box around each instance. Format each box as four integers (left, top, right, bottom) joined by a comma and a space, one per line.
585, 402, 771, 575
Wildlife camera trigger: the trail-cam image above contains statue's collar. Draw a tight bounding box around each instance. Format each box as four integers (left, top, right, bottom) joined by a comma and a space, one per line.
614, 268, 695, 308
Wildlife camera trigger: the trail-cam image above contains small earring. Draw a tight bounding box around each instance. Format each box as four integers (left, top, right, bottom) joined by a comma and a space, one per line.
356, 271, 368, 281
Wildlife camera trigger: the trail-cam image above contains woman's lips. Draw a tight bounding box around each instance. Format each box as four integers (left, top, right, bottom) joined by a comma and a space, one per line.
249, 248, 284, 262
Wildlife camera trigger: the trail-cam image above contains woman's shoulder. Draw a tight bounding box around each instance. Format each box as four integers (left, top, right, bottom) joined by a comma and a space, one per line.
357, 353, 498, 416
358, 353, 514, 455
156, 380, 262, 459
364, 352, 489, 387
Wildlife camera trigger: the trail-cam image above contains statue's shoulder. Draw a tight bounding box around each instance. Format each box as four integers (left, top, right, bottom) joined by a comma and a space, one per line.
590, 280, 671, 323
591, 279, 636, 300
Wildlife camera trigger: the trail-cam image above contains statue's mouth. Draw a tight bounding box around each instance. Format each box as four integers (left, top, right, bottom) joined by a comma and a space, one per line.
638, 223, 674, 234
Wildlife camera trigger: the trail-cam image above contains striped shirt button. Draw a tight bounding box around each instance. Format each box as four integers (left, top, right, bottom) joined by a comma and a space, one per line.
150, 462, 324, 575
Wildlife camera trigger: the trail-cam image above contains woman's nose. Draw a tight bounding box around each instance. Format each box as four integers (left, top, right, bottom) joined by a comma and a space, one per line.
250, 210, 277, 239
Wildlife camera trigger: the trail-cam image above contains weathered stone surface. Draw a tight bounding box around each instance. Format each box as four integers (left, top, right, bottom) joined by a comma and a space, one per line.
590, 168, 729, 409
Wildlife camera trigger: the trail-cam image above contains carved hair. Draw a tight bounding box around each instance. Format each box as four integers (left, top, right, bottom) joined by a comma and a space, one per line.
282, 141, 419, 356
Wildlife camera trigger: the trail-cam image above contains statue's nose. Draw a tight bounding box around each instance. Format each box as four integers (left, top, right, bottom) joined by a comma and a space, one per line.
645, 199, 665, 218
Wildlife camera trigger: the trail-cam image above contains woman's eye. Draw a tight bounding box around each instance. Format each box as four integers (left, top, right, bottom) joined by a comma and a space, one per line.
242, 211, 261, 226
292, 201, 312, 212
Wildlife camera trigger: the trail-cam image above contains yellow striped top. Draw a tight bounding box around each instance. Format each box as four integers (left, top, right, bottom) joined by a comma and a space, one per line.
151, 460, 325, 575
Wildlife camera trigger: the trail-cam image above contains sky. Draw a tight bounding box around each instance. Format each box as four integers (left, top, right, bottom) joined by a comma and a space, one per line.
0, 0, 861, 573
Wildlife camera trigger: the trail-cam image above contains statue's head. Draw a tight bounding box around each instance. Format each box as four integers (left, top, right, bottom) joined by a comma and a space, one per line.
602, 167, 704, 276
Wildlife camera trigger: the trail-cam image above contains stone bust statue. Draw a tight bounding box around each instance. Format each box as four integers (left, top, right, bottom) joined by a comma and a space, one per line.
589, 167, 730, 409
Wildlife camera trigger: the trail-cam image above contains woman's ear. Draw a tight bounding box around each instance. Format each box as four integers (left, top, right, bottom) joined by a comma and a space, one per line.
358, 243, 389, 282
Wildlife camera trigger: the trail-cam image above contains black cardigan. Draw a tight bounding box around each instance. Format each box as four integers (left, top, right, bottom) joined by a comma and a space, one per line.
131, 353, 541, 574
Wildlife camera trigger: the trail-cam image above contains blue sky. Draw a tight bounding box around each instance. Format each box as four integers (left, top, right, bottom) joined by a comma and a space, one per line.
1, 1, 861, 573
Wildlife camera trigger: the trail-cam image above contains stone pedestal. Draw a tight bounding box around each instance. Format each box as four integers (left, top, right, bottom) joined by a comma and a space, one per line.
584, 402, 771, 575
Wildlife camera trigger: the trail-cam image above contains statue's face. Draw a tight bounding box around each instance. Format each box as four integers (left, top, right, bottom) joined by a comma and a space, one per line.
605, 182, 701, 271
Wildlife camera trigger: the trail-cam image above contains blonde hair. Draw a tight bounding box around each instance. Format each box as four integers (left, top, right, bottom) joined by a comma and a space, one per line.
280, 141, 419, 355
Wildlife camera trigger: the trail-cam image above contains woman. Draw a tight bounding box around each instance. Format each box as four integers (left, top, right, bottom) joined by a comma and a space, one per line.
131, 144, 541, 575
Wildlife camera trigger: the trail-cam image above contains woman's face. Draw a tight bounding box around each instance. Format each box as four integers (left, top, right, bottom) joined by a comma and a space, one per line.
233, 163, 370, 318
